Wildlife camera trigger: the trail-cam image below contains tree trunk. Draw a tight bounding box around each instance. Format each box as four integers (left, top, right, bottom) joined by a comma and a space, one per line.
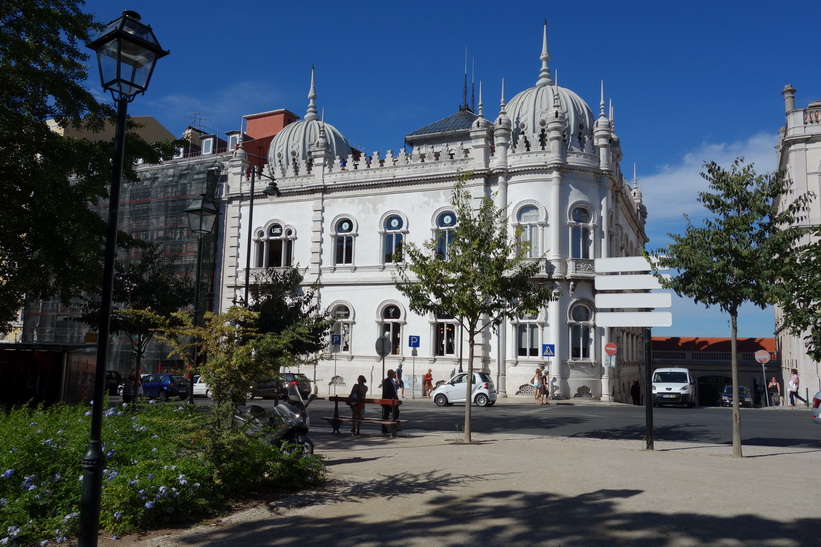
464, 327, 475, 443
731, 312, 743, 458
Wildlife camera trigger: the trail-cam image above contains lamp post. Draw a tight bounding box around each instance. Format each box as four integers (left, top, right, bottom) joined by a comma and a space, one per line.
81, 11, 167, 546
242, 163, 280, 306
184, 195, 219, 404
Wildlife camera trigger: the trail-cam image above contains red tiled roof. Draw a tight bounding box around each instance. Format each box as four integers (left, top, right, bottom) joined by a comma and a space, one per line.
652, 337, 776, 353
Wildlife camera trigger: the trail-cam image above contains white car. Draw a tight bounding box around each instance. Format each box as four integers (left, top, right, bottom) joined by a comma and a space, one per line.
192, 375, 211, 398
812, 391, 821, 425
431, 371, 497, 407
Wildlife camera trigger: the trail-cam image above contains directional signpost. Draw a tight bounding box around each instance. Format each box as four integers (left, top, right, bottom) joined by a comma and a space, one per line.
409, 336, 420, 398
595, 256, 672, 451
604, 342, 617, 368
375, 335, 392, 382
330, 334, 342, 394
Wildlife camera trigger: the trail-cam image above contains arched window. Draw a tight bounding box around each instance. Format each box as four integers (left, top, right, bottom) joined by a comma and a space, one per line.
570, 206, 592, 259
254, 223, 294, 268
517, 205, 540, 258
434, 313, 457, 356
569, 303, 593, 359
380, 304, 402, 355
383, 215, 404, 263
330, 304, 352, 352
516, 310, 540, 357
334, 218, 355, 265
435, 211, 457, 259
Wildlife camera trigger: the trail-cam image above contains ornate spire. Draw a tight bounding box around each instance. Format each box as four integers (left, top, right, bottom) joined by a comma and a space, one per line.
499, 78, 507, 114
599, 81, 607, 119
536, 19, 553, 87
305, 65, 319, 122
477, 81, 484, 119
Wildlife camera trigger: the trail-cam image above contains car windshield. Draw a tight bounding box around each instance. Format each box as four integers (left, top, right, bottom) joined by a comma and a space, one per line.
293, 374, 309, 382
654, 372, 687, 383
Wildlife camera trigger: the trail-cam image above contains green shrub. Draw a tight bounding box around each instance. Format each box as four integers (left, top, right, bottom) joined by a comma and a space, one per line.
0, 400, 325, 545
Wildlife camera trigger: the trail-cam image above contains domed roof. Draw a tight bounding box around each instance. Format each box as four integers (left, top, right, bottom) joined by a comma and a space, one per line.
505, 24, 595, 154
268, 67, 351, 175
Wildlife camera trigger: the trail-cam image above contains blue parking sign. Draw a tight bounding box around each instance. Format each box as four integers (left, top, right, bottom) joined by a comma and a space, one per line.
331, 334, 342, 346
408, 335, 420, 348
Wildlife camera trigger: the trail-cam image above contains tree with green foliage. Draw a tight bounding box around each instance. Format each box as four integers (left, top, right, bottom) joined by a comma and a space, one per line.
395, 176, 559, 442
0, 0, 178, 332
246, 267, 333, 376
650, 158, 810, 458
775, 229, 821, 363
78, 241, 194, 375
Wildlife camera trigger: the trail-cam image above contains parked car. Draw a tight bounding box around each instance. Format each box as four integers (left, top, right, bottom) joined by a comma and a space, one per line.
812, 391, 821, 425
248, 373, 312, 400
719, 385, 753, 408
431, 371, 497, 407
141, 373, 189, 401
192, 375, 211, 398
105, 370, 122, 396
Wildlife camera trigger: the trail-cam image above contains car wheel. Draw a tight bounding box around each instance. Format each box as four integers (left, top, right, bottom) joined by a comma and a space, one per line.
434, 394, 448, 407
158, 390, 169, 402
475, 393, 489, 407
205, 389, 211, 398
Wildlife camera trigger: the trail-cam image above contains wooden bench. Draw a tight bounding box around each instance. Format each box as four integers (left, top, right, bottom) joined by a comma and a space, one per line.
324, 396, 406, 437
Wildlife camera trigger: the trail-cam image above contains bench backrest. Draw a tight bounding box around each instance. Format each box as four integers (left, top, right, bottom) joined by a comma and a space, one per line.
328, 396, 401, 406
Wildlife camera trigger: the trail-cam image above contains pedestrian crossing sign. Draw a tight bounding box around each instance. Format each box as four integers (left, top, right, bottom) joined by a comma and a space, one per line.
542, 344, 555, 357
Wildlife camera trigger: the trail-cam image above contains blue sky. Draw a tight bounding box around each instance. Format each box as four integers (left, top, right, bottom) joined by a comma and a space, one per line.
81, 0, 821, 339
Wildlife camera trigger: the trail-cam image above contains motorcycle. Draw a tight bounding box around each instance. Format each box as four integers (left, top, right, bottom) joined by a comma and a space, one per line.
233, 381, 317, 456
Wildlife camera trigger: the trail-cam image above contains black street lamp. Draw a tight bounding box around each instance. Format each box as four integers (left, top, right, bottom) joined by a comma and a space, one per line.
81, 10, 168, 546
184, 194, 219, 403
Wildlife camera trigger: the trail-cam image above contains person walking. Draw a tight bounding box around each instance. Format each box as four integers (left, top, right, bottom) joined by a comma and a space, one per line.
540, 372, 550, 405
349, 375, 367, 435
788, 369, 807, 407
631, 380, 641, 406
767, 376, 781, 407
381, 369, 400, 433
531, 367, 542, 404
121, 373, 135, 404
395, 363, 406, 398
423, 368, 433, 398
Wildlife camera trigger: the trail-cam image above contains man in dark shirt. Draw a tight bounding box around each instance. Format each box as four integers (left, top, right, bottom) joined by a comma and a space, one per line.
381, 369, 399, 432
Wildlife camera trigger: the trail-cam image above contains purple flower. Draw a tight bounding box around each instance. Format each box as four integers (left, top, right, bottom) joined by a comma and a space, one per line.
1, 469, 13, 479
144, 501, 154, 509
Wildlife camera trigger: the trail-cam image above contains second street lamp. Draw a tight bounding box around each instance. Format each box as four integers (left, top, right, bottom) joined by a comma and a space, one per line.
185, 195, 218, 404
80, 10, 168, 547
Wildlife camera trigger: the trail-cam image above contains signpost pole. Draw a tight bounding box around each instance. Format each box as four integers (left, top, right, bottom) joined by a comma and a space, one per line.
755, 350, 771, 407
644, 327, 654, 451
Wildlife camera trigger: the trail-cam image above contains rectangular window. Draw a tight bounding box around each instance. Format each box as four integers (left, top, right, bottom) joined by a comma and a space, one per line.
571, 325, 591, 359
335, 235, 353, 264
435, 322, 456, 356
384, 233, 403, 263
201, 138, 213, 155
517, 324, 539, 357
572, 226, 591, 259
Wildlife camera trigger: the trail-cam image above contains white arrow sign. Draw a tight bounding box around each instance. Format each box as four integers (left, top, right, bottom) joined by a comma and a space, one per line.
595, 274, 669, 291
594, 256, 667, 273
595, 292, 672, 309
597, 311, 672, 327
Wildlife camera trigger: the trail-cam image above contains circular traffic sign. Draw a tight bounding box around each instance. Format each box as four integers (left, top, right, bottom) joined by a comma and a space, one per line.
754, 350, 770, 364
605, 342, 617, 356
375, 335, 392, 357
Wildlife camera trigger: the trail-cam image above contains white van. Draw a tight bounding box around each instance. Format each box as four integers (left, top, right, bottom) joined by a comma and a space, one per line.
652, 367, 696, 408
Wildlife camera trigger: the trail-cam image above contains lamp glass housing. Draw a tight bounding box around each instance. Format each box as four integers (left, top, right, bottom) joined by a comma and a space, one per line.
185, 197, 218, 235
87, 11, 169, 98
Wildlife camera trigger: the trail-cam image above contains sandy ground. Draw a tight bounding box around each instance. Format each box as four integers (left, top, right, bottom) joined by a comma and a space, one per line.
86, 427, 821, 546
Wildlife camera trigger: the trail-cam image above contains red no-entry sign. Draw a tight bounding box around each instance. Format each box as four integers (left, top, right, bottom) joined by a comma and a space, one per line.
605, 342, 618, 355
754, 350, 770, 364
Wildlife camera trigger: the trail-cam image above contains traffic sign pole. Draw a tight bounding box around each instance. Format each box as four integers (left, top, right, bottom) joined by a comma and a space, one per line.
755, 350, 771, 406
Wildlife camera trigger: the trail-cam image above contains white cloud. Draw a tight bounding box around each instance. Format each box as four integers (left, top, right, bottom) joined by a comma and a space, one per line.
641, 132, 779, 225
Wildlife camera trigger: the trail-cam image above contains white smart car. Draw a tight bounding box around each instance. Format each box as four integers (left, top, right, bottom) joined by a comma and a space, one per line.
431, 371, 497, 407
812, 391, 821, 425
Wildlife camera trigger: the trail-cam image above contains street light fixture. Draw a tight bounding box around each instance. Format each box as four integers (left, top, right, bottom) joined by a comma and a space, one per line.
184, 194, 219, 404
81, 10, 168, 547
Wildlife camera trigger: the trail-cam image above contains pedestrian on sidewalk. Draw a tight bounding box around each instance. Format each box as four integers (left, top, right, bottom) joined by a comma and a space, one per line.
531, 367, 543, 404
423, 368, 433, 398
631, 380, 641, 405
767, 376, 781, 406
395, 363, 405, 398
540, 373, 550, 405
381, 369, 399, 433
349, 375, 367, 435
788, 369, 807, 406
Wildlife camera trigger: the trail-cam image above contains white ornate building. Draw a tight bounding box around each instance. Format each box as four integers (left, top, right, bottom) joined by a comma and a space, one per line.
775, 85, 821, 395
217, 24, 650, 400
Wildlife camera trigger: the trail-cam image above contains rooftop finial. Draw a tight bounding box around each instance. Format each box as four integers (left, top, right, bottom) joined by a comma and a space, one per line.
500, 78, 507, 113
477, 81, 484, 118
536, 19, 553, 87
305, 64, 318, 122
599, 81, 607, 118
